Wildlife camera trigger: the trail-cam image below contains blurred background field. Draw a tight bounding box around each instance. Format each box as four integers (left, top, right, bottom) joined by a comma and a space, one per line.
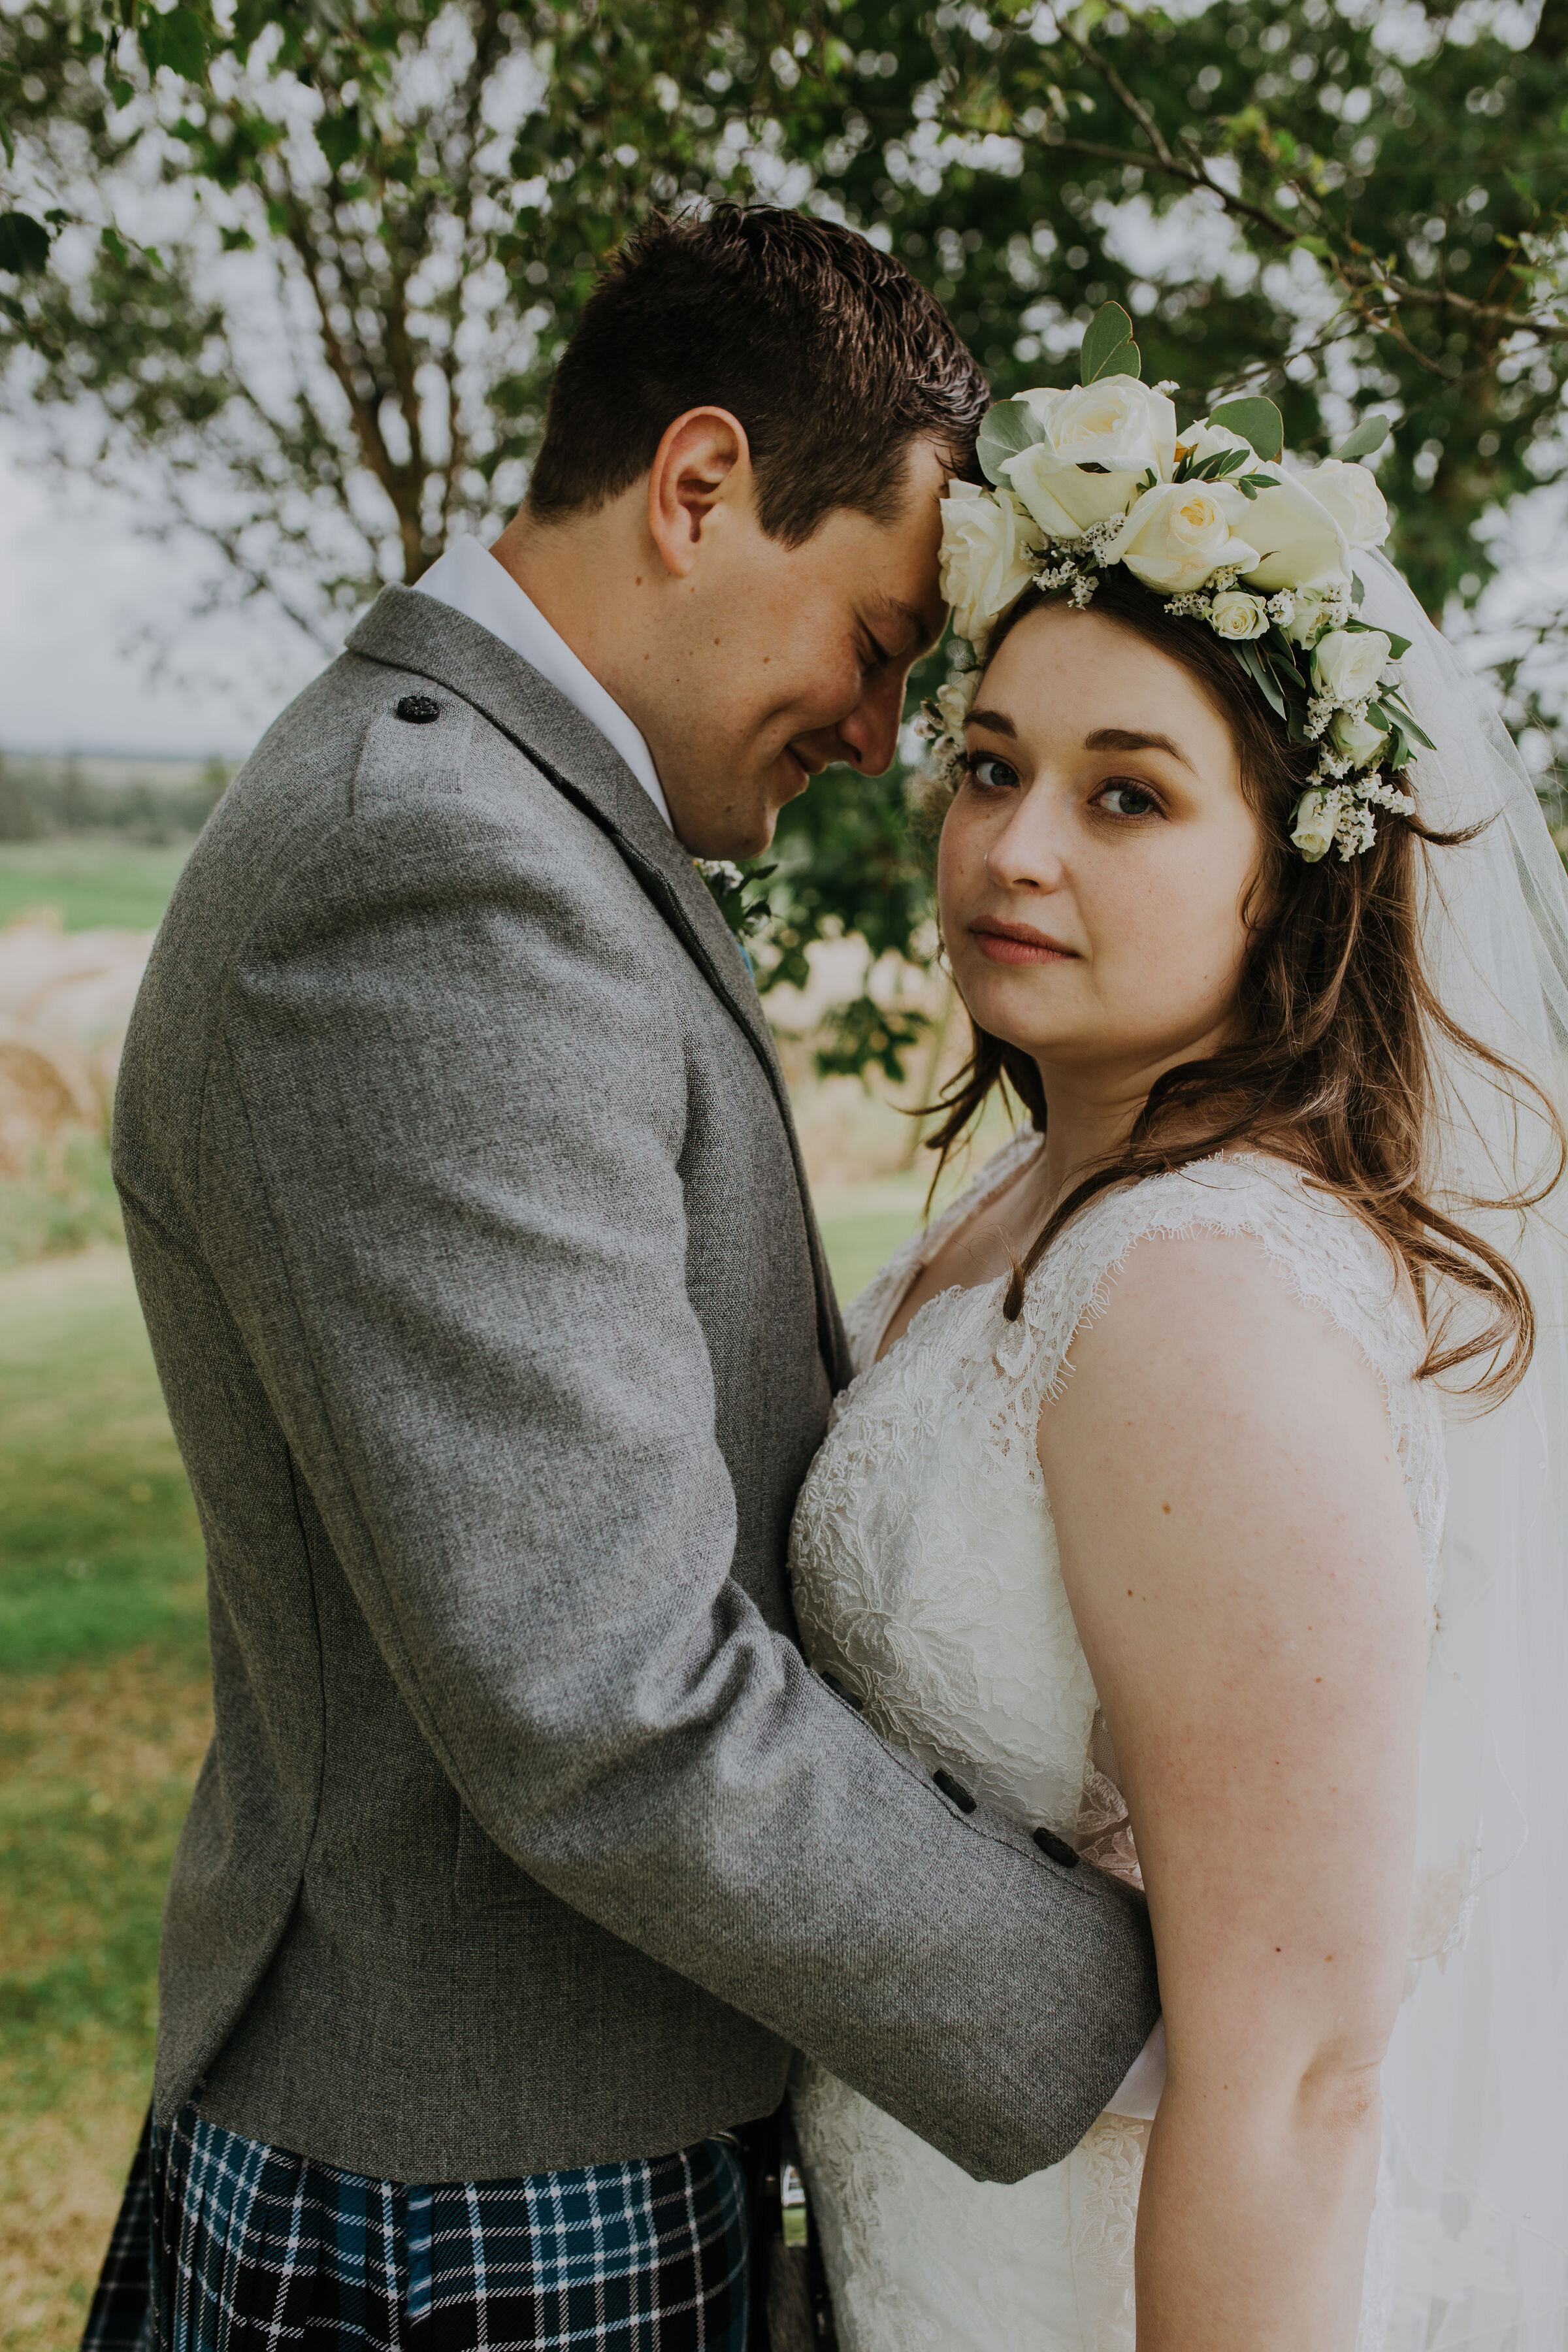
0, 831, 975, 2349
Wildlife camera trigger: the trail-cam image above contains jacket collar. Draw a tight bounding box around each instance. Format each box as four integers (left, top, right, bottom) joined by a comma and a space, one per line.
346, 586, 851, 1390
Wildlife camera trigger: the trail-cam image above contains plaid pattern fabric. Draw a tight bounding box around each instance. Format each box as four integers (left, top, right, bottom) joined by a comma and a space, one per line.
81, 2109, 154, 2351
82, 2104, 750, 2352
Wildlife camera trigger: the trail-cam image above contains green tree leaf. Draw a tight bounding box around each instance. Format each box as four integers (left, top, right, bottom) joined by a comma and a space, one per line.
316, 108, 362, 174
139, 7, 207, 84
0, 211, 51, 277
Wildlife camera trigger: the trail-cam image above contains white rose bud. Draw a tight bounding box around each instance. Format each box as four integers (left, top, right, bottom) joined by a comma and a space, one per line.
1108, 480, 1261, 596
939, 483, 1043, 650
1291, 789, 1337, 864
934, 672, 980, 739
1313, 627, 1392, 706
1309, 458, 1391, 549
1177, 418, 1256, 466
1003, 377, 1179, 534
1331, 710, 1391, 769
1208, 589, 1271, 642
1284, 583, 1339, 645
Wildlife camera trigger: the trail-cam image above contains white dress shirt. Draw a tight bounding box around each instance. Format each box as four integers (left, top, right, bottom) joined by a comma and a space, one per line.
414, 536, 672, 830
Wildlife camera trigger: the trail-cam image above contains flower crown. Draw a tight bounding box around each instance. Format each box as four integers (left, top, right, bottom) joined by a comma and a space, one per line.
923, 304, 1433, 864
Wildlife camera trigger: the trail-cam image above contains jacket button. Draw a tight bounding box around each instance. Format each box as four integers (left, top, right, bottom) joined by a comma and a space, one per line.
932, 1768, 977, 1815
395, 694, 441, 723
1034, 1827, 1079, 1869
819, 1671, 863, 1714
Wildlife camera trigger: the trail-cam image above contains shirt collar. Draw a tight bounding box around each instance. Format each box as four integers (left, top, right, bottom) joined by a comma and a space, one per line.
414, 536, 673, 830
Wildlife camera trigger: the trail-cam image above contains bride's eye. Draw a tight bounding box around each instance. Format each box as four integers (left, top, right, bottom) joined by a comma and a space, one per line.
1095, 778, 1162, 820
964, 753, 1020, 794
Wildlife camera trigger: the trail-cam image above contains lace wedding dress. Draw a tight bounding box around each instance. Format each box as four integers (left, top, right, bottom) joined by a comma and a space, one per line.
788, 1129, 1448, 2352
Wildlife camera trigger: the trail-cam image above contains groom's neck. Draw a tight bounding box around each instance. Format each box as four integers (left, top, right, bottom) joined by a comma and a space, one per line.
489, 498, 660, 735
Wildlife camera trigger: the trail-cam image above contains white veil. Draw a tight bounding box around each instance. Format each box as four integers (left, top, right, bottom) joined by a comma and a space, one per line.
1357, 549, 1568, 2349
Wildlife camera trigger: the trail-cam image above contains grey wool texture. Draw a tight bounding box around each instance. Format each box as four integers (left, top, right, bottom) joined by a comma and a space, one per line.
112, 586, 1160, 2185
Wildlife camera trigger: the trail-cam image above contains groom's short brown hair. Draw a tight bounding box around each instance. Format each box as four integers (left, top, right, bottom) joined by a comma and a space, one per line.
526, 206, 988, 546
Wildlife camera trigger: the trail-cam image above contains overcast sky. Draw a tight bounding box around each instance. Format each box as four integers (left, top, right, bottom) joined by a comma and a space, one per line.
0, 429, 328, 760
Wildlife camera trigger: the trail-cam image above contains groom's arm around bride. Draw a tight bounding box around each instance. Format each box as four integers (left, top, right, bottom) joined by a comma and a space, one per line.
102, 206, 1158, 2342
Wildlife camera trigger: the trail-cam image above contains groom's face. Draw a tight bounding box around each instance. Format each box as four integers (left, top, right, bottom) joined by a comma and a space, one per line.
650, 438, 951, 860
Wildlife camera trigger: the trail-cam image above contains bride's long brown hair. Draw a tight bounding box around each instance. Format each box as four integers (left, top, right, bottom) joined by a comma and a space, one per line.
922, 568, 1564, 1399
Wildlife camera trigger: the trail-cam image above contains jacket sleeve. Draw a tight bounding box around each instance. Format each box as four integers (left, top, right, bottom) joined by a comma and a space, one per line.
194, 779, 1159, 2184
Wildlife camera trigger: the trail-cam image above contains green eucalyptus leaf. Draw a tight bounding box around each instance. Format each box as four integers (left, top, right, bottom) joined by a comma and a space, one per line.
977, 399, 1043, 487
1209, 396, 1285, 461
1079, 301, 1137, 385
1332, 414, 1392, 462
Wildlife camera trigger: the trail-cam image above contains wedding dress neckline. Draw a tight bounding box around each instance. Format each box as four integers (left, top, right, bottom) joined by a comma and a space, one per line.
870, 1128, 1296, 1375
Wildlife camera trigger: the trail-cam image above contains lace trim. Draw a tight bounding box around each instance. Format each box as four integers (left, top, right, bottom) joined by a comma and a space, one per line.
966, 1151, 1447, 1595
841, 1124, 1041, 1377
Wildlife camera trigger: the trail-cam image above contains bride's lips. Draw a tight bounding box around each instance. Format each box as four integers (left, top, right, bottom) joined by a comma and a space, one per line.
970, 919, 1078, 965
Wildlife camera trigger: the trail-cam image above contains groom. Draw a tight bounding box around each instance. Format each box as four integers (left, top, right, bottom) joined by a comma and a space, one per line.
97, 206, 1158, 2347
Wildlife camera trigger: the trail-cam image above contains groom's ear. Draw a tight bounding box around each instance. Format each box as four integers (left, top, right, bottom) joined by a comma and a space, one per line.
646, 407, 753, 578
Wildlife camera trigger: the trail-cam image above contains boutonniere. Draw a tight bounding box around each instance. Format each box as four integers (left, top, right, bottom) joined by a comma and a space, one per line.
694, 858, 776, 941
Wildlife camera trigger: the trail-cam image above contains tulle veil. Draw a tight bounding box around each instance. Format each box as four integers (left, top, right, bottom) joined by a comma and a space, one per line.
1358, 548, 1568, 2349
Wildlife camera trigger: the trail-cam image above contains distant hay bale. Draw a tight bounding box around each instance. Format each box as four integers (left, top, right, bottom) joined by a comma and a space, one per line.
0, 914, 153, 1175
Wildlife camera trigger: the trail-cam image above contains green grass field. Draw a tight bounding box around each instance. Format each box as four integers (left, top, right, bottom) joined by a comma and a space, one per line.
0, 840, 192, 934
0, 1252, 209, 2349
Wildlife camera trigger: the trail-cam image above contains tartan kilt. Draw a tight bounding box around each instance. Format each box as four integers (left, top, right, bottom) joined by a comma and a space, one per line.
81, 2102, 751, 2352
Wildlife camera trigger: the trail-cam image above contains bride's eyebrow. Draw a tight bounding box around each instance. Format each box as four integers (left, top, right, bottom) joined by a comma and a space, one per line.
966, 708, 1017, 737
1085, 725, 1196, 774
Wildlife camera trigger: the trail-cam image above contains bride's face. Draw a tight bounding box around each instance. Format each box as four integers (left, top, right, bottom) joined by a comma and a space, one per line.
939, 602, 1262, 1093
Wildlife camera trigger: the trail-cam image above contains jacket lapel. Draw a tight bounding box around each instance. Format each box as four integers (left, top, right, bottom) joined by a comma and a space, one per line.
346, 586, 852, 1392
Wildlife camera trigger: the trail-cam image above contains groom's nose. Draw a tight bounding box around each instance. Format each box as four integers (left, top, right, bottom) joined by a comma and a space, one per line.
821, 664, 907, 777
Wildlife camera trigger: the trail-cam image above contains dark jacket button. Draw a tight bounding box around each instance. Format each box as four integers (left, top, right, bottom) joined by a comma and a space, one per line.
819, 1671, 864, 1713
932, 1768, 977, 1814
1034, 1827, 1079, 1869
395, 694, 441, 723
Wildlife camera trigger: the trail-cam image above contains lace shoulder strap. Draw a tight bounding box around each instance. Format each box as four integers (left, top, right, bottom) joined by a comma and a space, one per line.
841, 1124, 1042, 1376
992, 1152, 1426, 1453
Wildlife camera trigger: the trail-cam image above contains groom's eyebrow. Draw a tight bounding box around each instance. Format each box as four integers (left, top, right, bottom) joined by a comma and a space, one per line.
1085, 726, 1197, 774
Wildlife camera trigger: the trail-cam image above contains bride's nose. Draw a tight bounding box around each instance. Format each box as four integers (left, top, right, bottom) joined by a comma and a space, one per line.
983, 795, 1070, 893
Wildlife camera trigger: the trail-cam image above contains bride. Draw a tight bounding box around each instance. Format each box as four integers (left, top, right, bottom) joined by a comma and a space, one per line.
786, 344, 1568, 2351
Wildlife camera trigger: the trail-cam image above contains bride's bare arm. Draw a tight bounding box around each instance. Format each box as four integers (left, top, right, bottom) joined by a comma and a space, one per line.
1038, 1230, 1429, 2350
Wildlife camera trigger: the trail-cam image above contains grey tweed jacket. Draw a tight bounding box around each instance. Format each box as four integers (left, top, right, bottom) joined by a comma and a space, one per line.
112, 585, 1159, 2185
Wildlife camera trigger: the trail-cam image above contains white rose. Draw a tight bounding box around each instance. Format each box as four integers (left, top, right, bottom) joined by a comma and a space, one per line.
1208, 589, 1271, 641
1291, 788, 1338, 864
1309, 458, 1390, 549
1237, 468, 1352, 596
1003, 377, 1179, 534
1107, 480, 1262, 595
1014, 386, 1066, 429
1313, 627, 1392, 705
1331, 710, 1390, 768
934, 672, 980, 739
939, 482, 1043, 649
